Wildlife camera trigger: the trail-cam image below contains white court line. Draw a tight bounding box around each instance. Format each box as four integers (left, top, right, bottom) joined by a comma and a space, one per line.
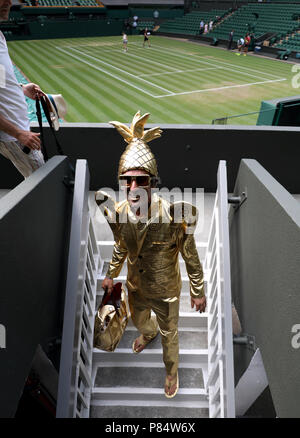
97, 45, 223, 78
56, 43, 286, 100
203, 55, 282, 79
149, 44, 278, 82
139, 66, 223, 78
165, 43, 286, 80
68, 46, 175, 95
153, 78, 287, 98
135, 43, 285, 83
96, 45, 180, 72
131, 42, 287, 96
56, 46, 158, 98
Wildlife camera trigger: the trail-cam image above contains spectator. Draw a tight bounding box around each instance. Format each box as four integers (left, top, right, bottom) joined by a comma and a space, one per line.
236, 37, 244, 55
0, 0, 45, 179
209, 20, 213, 32
199, 19, 204, 34
204, 23, 208, 34
243, 33, 251, 56
228, 30, 234, 50
132, 15, 138, 32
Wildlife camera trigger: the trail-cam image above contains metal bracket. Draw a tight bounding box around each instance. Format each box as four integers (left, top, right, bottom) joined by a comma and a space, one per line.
47, 336, 62, 352
63, 175, 74, 189
233, 334, 256, 351
228, 188, 247, 210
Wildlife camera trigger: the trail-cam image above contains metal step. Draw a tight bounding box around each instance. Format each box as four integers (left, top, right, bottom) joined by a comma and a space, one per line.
116, 327, 208, 351
127, 312, 207, 329
94, 366, 205, 389
91, 387, 209, 407
90, 404, 209, 418
92, 348, 208, 367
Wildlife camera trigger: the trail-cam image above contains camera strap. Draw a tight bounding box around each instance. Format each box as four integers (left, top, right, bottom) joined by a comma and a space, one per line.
35, 97, 75, 175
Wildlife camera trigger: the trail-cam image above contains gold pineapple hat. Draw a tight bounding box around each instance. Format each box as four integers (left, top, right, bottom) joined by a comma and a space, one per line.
110, 111, 162, 177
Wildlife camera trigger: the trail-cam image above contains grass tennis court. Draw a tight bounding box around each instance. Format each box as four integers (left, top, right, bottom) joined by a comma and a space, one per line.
7, 35, 297, 125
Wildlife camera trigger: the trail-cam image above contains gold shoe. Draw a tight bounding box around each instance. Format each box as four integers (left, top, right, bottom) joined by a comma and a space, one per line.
165, 372, 179, 399
132, 333, 157, 353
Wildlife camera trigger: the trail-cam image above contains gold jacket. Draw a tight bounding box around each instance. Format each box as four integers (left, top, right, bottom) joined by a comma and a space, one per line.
96, 192, 204, 299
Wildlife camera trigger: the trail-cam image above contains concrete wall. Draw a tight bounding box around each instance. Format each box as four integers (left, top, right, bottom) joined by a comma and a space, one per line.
26, 20, 123, 40
229, 159, 300, 418
0, 157, 73, 417
1, 123, 299, 193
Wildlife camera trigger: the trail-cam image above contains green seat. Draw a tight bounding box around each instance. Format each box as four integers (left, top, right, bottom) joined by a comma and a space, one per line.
277, 49, 291, 59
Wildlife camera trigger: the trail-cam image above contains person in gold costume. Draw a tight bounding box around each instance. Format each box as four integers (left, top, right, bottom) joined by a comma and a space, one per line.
95, 111, 206, 398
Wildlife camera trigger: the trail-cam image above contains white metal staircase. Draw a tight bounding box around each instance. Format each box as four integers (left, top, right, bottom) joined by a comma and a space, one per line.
89, 238, 210, 418
56, 159, 235, 419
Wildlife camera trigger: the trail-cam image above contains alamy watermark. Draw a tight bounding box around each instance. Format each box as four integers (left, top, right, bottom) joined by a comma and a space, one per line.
291, 324, 300, 349
95, 186, 204, 234
0, 324, 6, 349
291, 64, 300, 88
0, 63, 5, 88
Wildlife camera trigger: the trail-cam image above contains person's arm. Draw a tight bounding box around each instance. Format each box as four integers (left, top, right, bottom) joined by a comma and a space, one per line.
177, 203, 206, 313
0, 113, 40, 149
181, 233, 206, 313
96, 190, 128, 294
102, 240, 128, 295
106, 239, 128, 279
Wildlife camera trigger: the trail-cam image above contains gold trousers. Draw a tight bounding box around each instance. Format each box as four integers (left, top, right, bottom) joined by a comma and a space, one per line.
128, 289, 180, 376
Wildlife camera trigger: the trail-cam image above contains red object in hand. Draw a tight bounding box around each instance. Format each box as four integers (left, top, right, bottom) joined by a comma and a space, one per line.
101, 282, 122, 309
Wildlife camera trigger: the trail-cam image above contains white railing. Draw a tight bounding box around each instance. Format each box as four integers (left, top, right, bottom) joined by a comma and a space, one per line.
56, 160, 99, 418
204, 161, 235, 418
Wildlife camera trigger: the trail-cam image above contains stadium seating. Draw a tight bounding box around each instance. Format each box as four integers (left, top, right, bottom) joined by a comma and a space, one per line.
158, 9, 229, 36
136, 21, 154, 31
129, 8, 183, 20
276, 31, 300, 52
208, 3, 300, 44
276, 49, 292, 60
26, 0, 103, 6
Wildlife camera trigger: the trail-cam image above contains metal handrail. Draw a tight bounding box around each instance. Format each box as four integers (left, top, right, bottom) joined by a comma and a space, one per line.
56, 160, 99, 418
204, 160, 235, 418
